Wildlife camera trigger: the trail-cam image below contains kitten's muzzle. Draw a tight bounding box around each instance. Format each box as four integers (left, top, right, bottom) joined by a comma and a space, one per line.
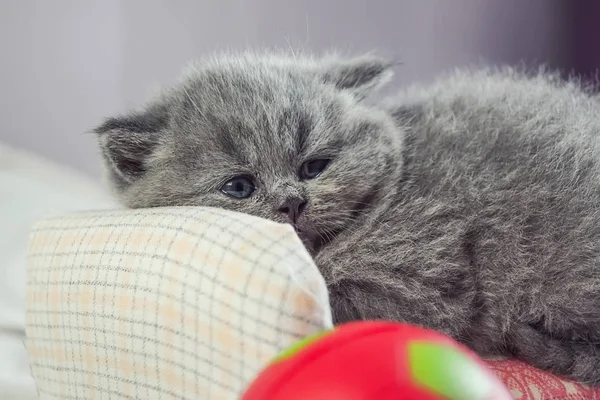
277, 196, 307, 224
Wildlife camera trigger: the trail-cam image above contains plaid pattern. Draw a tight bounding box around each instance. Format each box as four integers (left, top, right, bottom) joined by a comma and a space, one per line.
486, 358, 600, 399
26, 207, 333, 400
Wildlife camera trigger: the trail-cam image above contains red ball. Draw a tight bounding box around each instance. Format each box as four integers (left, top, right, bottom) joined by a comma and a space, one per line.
242, 321, 513, 400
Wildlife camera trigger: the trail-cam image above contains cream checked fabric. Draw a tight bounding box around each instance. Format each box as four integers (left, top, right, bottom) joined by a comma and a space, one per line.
26, 207, 333, 400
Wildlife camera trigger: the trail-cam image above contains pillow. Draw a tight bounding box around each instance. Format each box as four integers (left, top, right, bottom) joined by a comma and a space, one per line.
26, 207, 332, 399
0, 142, 116, 400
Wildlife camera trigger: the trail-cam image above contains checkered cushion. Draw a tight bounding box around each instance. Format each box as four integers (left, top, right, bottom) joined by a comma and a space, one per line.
26, 207, 333, 399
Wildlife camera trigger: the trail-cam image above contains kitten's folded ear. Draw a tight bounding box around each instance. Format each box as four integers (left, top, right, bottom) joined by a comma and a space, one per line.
93, 103, 169, 185
320, 54, 396, 99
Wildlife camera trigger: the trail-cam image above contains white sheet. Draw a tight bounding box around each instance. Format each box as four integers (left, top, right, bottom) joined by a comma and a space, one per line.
0, 143, 117, 399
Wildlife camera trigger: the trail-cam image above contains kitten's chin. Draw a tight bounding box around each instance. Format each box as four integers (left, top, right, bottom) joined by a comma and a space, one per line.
281, 215, 344, 256
290, 226, 314, 254
293, 223, 340, 257
297, 233, 317, 255
288, 223, 318, 256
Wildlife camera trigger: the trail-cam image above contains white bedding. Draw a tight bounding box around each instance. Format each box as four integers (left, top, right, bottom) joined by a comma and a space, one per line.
0, 143, 116, 399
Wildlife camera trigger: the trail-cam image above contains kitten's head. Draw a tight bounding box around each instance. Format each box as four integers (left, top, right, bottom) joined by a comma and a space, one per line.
95, 52, 403, 253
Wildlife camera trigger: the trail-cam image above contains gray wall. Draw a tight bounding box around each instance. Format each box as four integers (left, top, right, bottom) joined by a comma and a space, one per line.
0, 0, 566, 179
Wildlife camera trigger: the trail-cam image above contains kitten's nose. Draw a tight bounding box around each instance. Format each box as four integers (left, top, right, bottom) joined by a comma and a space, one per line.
278, 196, 307, 223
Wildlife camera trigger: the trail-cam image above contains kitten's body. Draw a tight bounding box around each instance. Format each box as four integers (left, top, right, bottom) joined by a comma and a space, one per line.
95, 53, 600, 384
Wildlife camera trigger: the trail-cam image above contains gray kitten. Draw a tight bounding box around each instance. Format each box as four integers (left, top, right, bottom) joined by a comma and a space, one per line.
95, 52, 600, 385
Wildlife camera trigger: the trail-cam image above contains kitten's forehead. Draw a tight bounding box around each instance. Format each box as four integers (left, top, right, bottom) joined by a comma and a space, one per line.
169, 58, 345, 173
179, 58, 328, 118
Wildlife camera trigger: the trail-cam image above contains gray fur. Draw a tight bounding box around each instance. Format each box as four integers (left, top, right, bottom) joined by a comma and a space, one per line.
95, 51, 600, 385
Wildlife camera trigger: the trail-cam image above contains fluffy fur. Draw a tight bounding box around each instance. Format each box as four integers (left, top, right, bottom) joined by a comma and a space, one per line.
95, 51, 600, 385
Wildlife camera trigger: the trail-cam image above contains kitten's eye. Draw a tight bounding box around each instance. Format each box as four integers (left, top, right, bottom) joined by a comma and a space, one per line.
220, 176, 256, 198
300, 159, 330, 180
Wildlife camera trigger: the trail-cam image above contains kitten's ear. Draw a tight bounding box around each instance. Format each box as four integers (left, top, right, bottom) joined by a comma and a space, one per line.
321, 54, 396, 98
93, 103, 169, 184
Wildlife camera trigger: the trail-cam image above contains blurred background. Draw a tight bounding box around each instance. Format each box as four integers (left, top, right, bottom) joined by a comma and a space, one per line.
1, 0, 599, 180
